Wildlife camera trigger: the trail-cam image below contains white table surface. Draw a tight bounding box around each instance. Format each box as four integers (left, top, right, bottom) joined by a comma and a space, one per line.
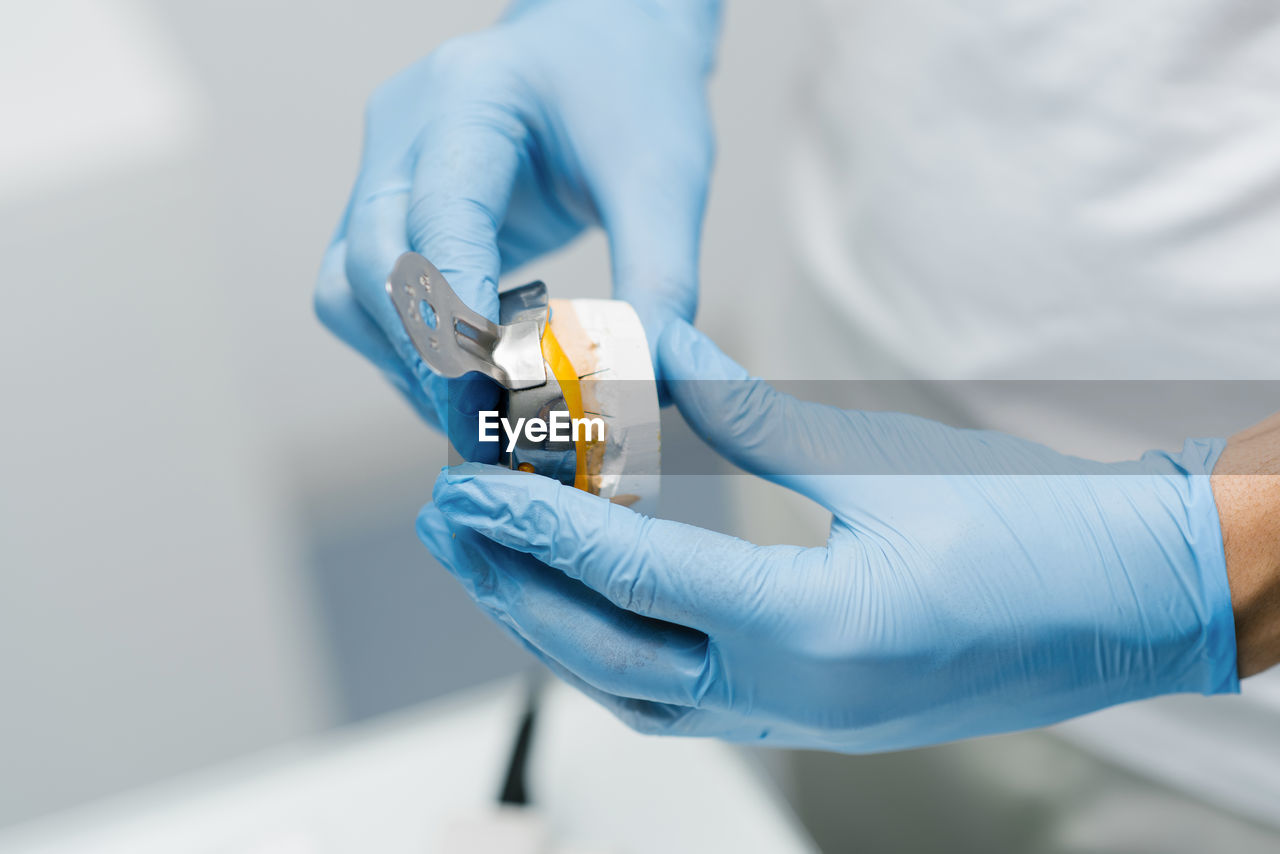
0, 678, 816, 853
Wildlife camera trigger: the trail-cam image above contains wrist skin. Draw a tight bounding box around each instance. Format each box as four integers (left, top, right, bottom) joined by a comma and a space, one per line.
1213, 412, 1280, 677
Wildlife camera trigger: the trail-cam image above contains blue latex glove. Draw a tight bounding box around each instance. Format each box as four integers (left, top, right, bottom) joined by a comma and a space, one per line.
418, 320, 1240, 751
314, 0, 719, 449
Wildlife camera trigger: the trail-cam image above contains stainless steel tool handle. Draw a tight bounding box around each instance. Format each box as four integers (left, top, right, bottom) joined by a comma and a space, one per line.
385, 253, 547, 390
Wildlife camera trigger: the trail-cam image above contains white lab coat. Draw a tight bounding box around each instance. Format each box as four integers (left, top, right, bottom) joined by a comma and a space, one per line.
779, 0, 1280, 826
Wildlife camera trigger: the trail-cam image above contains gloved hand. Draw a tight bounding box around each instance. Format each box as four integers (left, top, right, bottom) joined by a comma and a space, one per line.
314, 0, 719, 447
418, 320, 1240, 751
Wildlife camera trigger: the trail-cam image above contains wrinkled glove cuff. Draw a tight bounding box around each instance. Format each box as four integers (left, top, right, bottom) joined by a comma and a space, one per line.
1178, 436, 1240, 696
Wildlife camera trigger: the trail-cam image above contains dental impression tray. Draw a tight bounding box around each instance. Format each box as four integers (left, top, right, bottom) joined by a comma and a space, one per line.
386, 253, 660, 514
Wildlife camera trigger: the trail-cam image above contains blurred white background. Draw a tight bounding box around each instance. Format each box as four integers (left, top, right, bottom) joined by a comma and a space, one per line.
0, 0, 817, 829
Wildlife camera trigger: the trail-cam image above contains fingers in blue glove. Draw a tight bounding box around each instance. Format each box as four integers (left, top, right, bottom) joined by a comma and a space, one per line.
315, 239, 443, 428
314, 238, 499, 456
402, 54, 526, 324
658, 319, 869, 506
417, 500, 720, 708
420, 499, 836, 745
335, 52, 523, 430
657, 319, 1122, 484
432, 462, 820, 638
600, 146, 709, 349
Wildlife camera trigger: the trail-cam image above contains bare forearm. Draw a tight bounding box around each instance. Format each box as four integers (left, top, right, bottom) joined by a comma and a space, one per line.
1213, 413, 1280, 677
